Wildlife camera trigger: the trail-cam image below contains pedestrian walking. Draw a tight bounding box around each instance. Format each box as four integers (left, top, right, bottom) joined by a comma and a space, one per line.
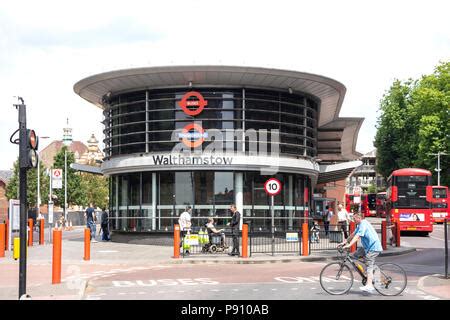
227, 204, 241, 256
85, 203, 97, 243
100, 208, 110, 241
178, 206, 192, 254
337, 203, 350, 238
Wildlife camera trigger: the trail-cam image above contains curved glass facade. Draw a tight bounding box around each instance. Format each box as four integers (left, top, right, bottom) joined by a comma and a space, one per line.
109, 171, 311, 232
103, 88, 319, 159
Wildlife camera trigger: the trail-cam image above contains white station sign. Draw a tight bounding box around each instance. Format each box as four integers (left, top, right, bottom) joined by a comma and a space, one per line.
52, 168, 63, 189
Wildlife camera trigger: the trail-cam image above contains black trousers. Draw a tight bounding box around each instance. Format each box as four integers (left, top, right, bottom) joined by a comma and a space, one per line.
232, 229, 239, 254
324, 221, 330, 236
339, 221, 348, 238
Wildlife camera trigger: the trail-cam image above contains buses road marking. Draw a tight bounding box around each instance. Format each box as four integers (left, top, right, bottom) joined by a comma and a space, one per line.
112, 278, 219, 287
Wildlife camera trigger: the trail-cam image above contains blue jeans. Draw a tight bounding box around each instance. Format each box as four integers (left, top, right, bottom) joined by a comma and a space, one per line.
87, 221, 96, 240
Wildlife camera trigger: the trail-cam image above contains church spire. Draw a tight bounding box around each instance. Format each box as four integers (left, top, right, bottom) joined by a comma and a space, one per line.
63, 118, 73, 146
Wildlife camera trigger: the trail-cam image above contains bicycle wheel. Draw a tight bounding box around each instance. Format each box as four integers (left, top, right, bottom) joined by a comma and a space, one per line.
373, 263, 407, 296
320, 262, 354, 295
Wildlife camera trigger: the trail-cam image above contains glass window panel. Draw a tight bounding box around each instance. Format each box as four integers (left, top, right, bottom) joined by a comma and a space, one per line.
142, 172, 152, 205
194, 171, 214, 206
175, 172, 194, 206
214, 172, 234, 206
159, 172, 174, 205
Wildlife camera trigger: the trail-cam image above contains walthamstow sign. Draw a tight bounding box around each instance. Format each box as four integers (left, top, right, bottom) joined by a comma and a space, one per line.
152, 154, 233, 166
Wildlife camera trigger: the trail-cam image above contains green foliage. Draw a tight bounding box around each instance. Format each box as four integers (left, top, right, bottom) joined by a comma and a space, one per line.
80, 173, 109, 209
374, 61, 450, 186
6, 159, 50, 208
366, 183, 377, 194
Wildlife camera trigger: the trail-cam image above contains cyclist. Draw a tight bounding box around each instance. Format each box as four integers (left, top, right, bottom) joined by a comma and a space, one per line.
340, 212, 383, 293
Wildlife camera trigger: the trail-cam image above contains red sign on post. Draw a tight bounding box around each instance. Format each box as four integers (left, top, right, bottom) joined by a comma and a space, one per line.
264, 178, 282, 196
178, 91, 208, 116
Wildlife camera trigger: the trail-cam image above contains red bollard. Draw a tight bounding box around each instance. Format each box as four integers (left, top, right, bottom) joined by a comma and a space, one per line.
349, 222, 356, 253
39, 218, 45, 245
242, 224, 248, 258
84, 228, 90, 261
302, 222, 309, 256
28, 219, 33, 246
396, 221, 401, 247
173, 224, 180, 259
5, 220, 8, 251
0, 224, 5, 258
381, 221, 387, 250
52, 229, 62, 284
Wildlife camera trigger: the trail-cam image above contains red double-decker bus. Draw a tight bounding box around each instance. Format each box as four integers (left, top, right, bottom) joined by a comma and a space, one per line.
431, 186, 449, 223
386, 168, 433, 235
345, 193, 367, 214
363, 193, 377, 217
376, 192, 387, 218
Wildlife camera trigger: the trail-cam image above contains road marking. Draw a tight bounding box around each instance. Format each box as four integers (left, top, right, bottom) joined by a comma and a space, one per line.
423, 295, 440, 300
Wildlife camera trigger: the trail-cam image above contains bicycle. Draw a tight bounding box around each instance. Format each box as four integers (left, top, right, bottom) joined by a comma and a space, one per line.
319, 246, 407, 296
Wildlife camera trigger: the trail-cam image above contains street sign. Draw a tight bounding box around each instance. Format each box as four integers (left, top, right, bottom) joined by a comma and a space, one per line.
264, 178, 282, 196
52, 169, 63, 189
8, 199, 20, 251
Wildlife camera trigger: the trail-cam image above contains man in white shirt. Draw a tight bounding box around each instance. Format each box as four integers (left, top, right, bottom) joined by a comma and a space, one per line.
337, 203, 350, 238
178, 206, 192, 253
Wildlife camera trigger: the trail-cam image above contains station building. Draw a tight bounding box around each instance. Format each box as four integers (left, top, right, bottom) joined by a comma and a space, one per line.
74, 66, 363, 236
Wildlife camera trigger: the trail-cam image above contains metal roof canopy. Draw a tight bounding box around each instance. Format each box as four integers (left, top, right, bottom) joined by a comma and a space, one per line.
74, 65, 364, 160
317, 160, 363, 184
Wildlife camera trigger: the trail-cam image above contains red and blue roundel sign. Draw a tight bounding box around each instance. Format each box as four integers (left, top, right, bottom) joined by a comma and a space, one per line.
179, 123, 208, 148
178, 91, 208, 116
264, 178, 282, 196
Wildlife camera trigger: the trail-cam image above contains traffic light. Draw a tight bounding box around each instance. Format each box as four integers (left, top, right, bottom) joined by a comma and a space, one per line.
25, 129, 39, 168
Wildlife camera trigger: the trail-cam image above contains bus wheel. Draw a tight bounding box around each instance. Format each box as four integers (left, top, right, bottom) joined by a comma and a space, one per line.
422, 232, 429, 237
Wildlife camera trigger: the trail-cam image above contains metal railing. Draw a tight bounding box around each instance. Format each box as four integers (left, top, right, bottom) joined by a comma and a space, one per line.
249, 230, 302, 256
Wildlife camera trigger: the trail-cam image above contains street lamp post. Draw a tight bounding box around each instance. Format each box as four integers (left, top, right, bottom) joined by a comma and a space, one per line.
429, 152, 448, 186
64, 149, 67, 224
36, 136, 50, 220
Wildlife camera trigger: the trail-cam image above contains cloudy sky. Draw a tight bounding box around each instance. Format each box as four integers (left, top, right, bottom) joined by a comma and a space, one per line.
1, 0, 449, 170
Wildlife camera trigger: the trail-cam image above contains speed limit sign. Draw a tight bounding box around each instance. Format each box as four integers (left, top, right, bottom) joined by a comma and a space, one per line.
264, 178, 282, 196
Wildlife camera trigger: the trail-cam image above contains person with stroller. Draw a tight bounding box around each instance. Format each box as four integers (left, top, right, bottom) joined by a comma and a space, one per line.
206, 217, 227, 247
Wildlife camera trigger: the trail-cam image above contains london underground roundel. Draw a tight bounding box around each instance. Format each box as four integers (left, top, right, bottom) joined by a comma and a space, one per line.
178, 91, 208, 116
181, 123, 207, 148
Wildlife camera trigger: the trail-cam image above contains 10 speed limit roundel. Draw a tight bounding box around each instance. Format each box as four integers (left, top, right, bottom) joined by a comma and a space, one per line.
264, 178, 282, 196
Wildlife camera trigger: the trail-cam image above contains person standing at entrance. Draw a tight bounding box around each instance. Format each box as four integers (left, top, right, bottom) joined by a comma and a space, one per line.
337, 203, 350, 238
178, 206, 192, 254
227, 204, 241, 256
324, 206, 334, 237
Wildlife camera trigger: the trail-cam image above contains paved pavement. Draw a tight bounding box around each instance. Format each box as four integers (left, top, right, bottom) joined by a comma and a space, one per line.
0, 226, 448, 300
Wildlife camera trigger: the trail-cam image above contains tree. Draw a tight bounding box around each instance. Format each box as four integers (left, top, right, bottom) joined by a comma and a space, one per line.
6, 159, 50, 208
52, 146, 85, 207
80, 173, 109, 209
374, 61, 450, 186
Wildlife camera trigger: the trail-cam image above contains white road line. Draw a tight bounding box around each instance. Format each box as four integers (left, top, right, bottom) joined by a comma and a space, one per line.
430, 235, 447, 242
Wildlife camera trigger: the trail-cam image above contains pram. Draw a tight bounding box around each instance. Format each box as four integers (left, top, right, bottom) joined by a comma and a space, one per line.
201, 232, 228, 253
